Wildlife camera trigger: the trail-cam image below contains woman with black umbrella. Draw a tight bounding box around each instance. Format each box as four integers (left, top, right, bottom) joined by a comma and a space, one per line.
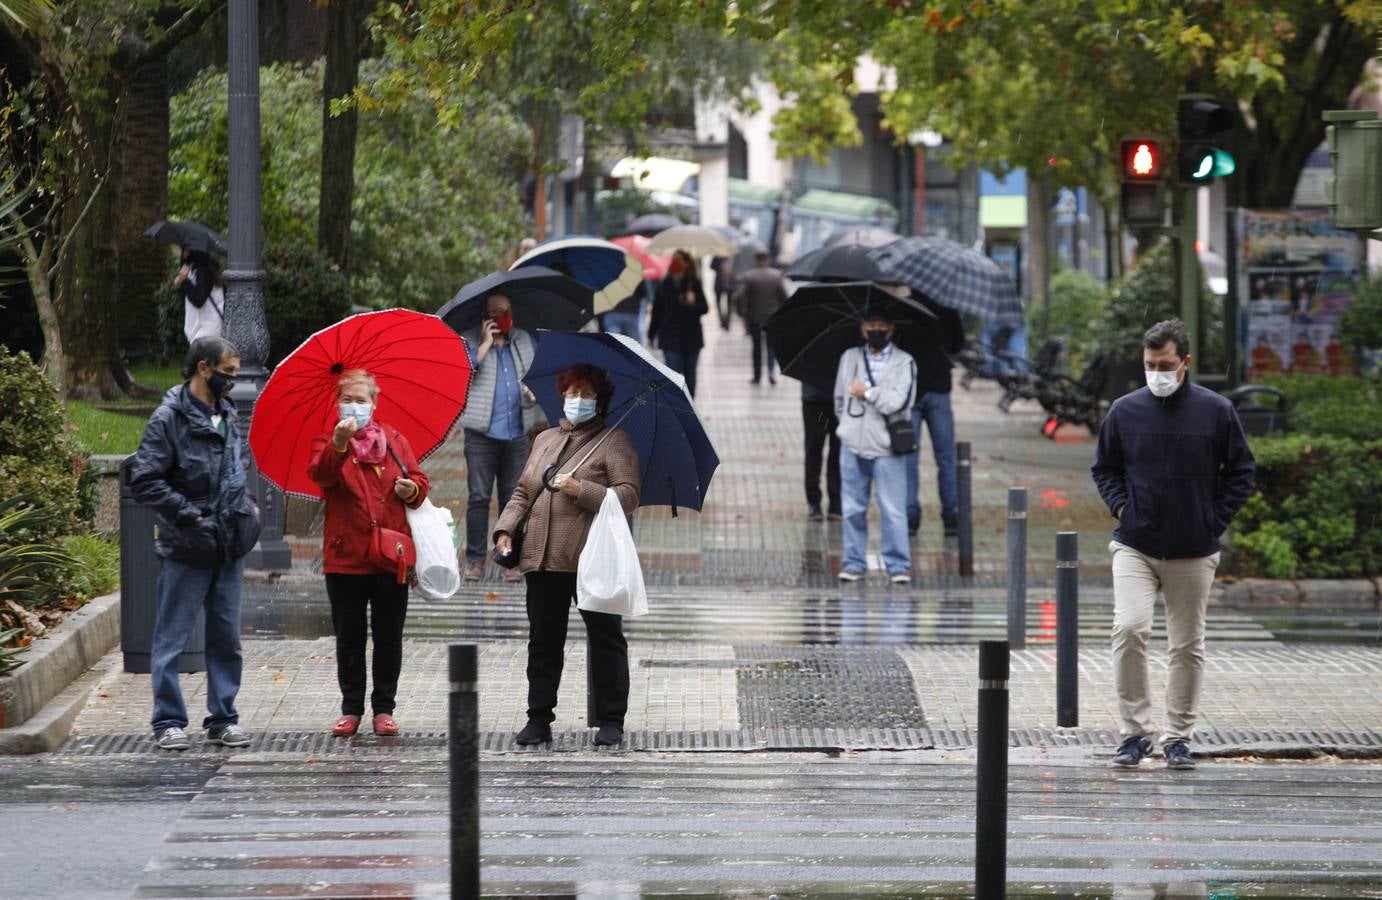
648, 250, 710, 397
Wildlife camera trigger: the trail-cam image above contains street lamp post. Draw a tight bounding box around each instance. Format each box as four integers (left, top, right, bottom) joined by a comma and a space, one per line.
224, 0, 291, 570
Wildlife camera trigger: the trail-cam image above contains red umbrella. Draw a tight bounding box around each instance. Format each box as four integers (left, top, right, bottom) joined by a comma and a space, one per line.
250, 309, 471, 499
610, 234, 671, 281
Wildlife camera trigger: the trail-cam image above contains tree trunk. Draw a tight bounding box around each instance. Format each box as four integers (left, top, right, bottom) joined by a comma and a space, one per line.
283, 0, 329, 63
114, 57, 170, 376
318, 0, 365, 272
1025, 172, 1051, 307
27, 240, 64, 398
56, 108, 126, 401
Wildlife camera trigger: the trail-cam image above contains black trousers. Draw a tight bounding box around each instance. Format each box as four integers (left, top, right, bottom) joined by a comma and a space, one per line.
748, 322, 776, 381
524, 570, 629, 728
802, 399, 842, 514
325, 573, 409, 716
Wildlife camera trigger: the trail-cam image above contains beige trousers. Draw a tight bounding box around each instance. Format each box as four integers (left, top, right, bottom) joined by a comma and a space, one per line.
1110, 541, 1220, 744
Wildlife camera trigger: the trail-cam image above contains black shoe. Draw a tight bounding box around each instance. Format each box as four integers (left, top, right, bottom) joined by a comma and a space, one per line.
1164, 740, 1197, 770
826, 511, 842, 522
593, 724, 624, 746
943, 515, 959, 537
807, 504, 824, 522
1111, 735, 1154, 767
750, 377, 761, 385
907, 518, 920, 536
515, 720, 552, 746
768, 374, 777, 385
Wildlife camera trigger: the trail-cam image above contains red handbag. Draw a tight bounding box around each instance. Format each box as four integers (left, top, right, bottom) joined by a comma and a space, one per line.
368, 522, 416, 584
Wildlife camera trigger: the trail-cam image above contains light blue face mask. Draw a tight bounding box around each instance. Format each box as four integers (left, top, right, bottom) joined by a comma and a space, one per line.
564, 396, 597, 425
339, 401, 373, 428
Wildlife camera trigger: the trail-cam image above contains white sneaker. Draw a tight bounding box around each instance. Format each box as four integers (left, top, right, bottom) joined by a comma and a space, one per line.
155, 727, 190, 751
890, 573, 912, 585
838, 570, 863, 582
206, 724, 250, 747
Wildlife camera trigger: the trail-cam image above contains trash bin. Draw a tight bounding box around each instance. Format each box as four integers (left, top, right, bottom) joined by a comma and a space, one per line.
1225, 385, 1289, 437
120, 456, 205, 674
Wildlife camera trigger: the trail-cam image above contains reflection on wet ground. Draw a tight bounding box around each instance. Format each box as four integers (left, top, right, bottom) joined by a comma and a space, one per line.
239, 580, 1382, 647
89, 754, 1382, 898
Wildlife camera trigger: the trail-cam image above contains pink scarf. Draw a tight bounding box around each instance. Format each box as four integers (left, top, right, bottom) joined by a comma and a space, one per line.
349, 421, 388, 465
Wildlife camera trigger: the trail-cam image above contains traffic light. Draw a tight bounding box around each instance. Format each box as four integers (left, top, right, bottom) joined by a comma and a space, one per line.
1119, 137, 1165, 226
1177, 96, 1235, 185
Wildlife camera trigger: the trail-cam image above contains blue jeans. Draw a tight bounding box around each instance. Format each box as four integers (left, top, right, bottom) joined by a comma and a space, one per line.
150, 557, 244, 732
906, 392, 958, 523
662, 348, 701, 397
840, 446, 911, 576
601, 310, 641, 342
465, 429, 530, 562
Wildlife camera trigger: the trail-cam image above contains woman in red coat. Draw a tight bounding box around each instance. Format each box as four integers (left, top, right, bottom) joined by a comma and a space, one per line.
308, 369, 430, 737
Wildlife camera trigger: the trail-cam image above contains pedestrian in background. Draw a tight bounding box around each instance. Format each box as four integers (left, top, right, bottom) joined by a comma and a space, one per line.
1092, 318, 1255, 770
130, 336, 256, 751
897, 288, 964, 537
493, 363, 641, 748
733, 250, 787, 385
834, 309, 917, 584
600, 282, 646, 343
711, 255, 733, 331
174, 248, 224, 345
459, 292, 544, 583
649, 249, 709, 397
308, 369, 430, 738
801, 380, 841, 521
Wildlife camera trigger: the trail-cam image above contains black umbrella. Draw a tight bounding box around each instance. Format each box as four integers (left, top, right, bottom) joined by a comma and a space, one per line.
626, 213, 683, 237
143, 219, 227, 256
437, 266, 594, 336
784, 244, 887, 283
764, 281, 937, 393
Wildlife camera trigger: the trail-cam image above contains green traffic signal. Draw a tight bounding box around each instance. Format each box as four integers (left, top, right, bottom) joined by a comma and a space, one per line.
1212, 149, 1236, 177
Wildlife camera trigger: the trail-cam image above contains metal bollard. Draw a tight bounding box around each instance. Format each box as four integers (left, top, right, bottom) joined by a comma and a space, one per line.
975, 640, 1009, 900
1006, 488, 1027, 650
957, 441, 974, 577
1056, 532, 1079, 728
449, 643, 480, 899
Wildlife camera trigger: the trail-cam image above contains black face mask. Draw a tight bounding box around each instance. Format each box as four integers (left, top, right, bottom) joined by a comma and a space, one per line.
866, 329, 890, 350
206, 369, 234, 399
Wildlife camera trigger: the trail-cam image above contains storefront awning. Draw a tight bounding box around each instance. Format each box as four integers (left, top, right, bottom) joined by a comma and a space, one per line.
793, 189, 897, 221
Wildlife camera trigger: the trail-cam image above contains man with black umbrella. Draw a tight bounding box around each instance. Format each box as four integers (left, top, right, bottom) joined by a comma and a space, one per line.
459, 293, 545, 583
834, 307, 917, 584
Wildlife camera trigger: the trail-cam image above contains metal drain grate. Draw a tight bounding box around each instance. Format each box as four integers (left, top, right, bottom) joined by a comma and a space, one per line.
55, 726, 1382, 756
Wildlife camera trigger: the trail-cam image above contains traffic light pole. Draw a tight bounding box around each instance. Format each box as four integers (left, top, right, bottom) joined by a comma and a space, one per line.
1175, 183, 1199, 379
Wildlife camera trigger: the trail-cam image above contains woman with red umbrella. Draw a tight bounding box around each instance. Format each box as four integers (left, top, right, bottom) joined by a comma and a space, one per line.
307, 369, 431, 737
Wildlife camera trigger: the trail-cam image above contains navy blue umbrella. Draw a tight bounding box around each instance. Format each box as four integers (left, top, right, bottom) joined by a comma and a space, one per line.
510, 234, 643, 315
522, 331, 719, 514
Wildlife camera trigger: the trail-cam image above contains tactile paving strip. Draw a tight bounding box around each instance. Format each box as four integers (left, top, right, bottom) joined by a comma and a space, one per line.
733, 645, 928, 732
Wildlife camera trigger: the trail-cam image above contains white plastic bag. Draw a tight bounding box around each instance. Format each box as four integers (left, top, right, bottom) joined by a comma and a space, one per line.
406, 498, 460, 601
576, 489, 647, 618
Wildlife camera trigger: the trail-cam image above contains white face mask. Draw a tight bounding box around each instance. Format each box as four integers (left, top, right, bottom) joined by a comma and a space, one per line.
1145, 363, 1184, 398
564, 397, 597, 425
339, 401, 373, 428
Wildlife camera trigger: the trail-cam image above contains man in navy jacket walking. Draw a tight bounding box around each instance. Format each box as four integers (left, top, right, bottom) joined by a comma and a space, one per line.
1091, 319, 1255, 770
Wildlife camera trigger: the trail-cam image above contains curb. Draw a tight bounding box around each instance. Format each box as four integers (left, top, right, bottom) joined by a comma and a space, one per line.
0, 656, 116, 754
1216, 577, 1380, 609
0, 591, 120, 740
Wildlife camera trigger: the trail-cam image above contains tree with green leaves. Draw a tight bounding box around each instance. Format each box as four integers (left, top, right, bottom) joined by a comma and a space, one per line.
2, 0, 217, 400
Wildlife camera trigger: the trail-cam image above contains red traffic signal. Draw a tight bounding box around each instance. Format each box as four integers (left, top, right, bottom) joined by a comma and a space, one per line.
1120, 138, 1162, 181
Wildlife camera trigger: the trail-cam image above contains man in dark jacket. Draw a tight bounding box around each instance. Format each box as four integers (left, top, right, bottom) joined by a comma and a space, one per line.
129, 336, 255, 751
894, 288, 965, 537
1091, 319, 1255, 771
733, 251, 788, 384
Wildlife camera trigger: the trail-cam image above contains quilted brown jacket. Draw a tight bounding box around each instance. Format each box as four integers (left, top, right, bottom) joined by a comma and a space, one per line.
493, 417, 641, 574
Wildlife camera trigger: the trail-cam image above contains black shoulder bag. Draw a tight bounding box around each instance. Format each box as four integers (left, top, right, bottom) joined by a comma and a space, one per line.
861, 349, 918, 456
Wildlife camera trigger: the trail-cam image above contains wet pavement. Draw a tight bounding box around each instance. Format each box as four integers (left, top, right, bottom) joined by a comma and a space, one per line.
11, 325, 1382, 897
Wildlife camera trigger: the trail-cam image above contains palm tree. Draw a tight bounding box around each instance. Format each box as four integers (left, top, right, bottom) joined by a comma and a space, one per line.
0, 0, 53, 28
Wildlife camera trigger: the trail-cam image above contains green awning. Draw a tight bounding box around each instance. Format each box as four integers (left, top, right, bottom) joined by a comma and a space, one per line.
980, 195, 1027, 229
728, 178, 784, 204
792, 189, 898, 220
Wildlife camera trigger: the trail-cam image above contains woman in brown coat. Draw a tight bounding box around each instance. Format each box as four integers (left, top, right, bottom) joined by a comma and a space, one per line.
493, 363, 641, 747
